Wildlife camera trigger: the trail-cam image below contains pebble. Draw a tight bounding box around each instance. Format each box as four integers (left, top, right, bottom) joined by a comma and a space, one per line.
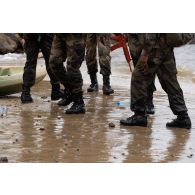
76, 148, 80, 152
109, 122, 115, 128
39, 127, 45, 131
187, 154, 193, 158
0, 157, 8, 163
35, 122, 39, 126
41, 96, 47, 99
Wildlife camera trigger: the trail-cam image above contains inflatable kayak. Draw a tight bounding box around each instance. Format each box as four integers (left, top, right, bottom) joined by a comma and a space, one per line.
0, 65, 47, 96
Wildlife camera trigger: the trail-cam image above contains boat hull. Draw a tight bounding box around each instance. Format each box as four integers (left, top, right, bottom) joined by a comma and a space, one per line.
0, 65, 47, 96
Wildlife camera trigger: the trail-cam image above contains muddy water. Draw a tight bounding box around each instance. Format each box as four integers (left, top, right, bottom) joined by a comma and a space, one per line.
0, 48, 195, 163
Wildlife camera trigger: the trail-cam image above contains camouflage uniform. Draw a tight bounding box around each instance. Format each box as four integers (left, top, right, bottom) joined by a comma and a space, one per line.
49, 33, 85, 95
23, 33, 59, 87
127, 33, 156, 108
86, 33, 111, 76
130, 33, 188, 115
85, 33, 114, 95
120, 33, 191, 128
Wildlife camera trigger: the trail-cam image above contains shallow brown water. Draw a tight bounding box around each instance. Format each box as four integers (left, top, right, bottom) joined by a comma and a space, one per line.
0, 77, 194, 163
0, 50, 195, 163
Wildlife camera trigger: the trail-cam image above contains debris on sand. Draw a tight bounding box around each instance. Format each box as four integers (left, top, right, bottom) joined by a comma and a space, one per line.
0, 106, 8, 117
109, 122, 115, 128
41, 96, 47, 99
187, 154, 193, 158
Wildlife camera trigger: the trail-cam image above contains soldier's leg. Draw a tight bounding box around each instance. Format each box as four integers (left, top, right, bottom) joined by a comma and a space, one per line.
157, 48, 191, 129
146, 76, 156, 114
65, 34, 86, 114
49, 34, 72, 106
40, 34, 63, 100
97, 33, 114, 95
130, 45, 156, 114
86, 33, 98, 92
21, 34, 39, 103
120, 52, 159, 126
49, 35, 68, 86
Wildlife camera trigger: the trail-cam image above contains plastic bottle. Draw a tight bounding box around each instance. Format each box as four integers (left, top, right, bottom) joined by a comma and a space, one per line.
115, 99, 130, 107
0, 106, 8, 117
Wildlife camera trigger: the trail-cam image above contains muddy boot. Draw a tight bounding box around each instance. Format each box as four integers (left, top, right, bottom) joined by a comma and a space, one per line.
65, 92, 85, 114
102, 75, 114, 95
166, 112, 191, 129
21, 85, 33, 103
87, 73, 98, 92
51, 83, 64, 101
120, 112, 147, 127
57, 89, 73, 106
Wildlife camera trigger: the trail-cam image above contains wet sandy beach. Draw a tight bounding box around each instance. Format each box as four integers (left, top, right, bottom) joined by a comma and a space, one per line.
0, 50, 195, 163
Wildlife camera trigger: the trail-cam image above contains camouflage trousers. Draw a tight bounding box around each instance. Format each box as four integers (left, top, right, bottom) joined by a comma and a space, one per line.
23, 33, 59, 87
127, 33, 156, 106
131, 47, 188, 115
49, 34, 85, 94
130, 48, 156, 106
85, 33, 111, 76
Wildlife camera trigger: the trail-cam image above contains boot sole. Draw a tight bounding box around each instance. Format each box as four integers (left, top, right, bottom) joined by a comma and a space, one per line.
120, 120, 147, 127
120, 123, 148, 127
21, 100, 33, 104
65, 110, 86, 114
51, 97, 62, 101
87, 89, 99, 92
103, 91, 114, 95
146, 111, 155, 115
166, 124, 191, 129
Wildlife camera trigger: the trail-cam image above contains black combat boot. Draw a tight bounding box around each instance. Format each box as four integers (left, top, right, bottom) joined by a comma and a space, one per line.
51, 83, 64, 101
57, 89, 73, 106
166, 112, 191, 129
65, 92, 85, 114
87, 73, 98, 92
21, 85, 33, 103
102, 75, 114, 95
120, 112, 147, 127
